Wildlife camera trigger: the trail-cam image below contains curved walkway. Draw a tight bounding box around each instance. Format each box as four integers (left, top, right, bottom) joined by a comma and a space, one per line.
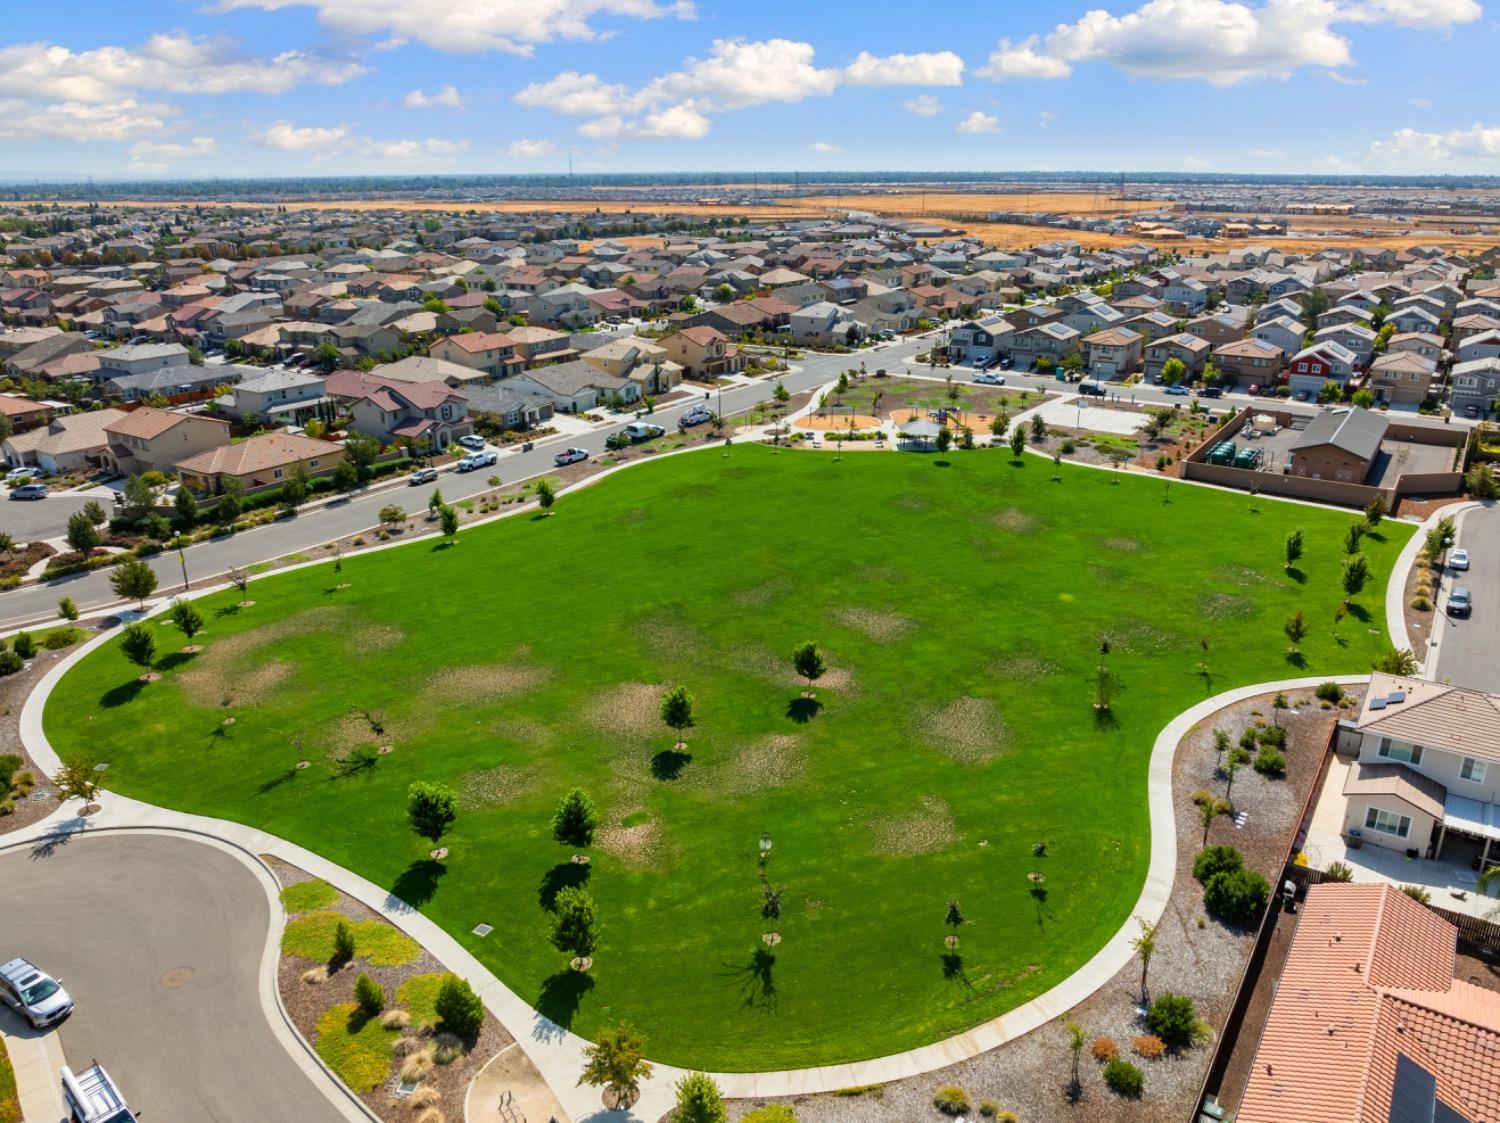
15, 578, 1372, 1120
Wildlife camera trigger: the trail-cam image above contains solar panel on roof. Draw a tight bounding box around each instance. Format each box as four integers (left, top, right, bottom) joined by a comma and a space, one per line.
1387, 690, 1406, 704
1370, 697, 1389, 710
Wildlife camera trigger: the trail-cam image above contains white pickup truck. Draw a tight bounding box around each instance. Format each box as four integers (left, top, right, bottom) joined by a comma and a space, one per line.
62, 1062, 139, 1123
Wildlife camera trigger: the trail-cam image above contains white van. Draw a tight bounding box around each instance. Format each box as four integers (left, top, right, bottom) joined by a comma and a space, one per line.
62, 1062, 139, 1123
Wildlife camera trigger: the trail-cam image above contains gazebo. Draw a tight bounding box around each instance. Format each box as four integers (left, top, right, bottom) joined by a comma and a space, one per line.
896, 417, 943, 451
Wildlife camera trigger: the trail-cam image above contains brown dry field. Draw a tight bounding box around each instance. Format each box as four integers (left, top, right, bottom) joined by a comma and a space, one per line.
791, 189, 1163, 217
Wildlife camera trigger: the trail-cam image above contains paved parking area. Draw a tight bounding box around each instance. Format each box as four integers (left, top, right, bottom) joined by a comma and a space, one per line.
0, 831, 350, 1123
3, 491, 99, 545
1034, 397, 1148, 436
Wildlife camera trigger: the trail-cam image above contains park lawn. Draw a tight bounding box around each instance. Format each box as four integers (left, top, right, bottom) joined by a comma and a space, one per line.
44, 444, 1409, 1070
0, 1035, 17, 1123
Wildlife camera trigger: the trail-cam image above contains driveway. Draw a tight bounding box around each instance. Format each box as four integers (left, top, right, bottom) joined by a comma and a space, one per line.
1432, 504, 1500, 694
4, 491, 100, 546
0, 831, 352, 1123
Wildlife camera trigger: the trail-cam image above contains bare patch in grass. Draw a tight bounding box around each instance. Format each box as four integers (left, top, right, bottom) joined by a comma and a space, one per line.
586, 682, 664, 738
1198, 592, 1257, 622
917, 697, 1009, 764
348, 622, 404, 652
731, 647, 854, 692
872, 796, 957, 857
1100, 535, 1143, 552
425, 663, 551, 700
992, 508, 1039, 533
323, 710, 421, 756
458, 765, 533, 809
732, 578, 791, 608
1096, 619, 1183, 654
597, 815, 672, 868
179, 606, 351, 706
640, 620, 704, 664
718, 735, 805, 795
990, 652, 1060, 683
831, 606, 914, 643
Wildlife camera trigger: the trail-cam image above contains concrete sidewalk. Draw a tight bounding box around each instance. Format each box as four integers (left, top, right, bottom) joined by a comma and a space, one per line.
1, 1013, 68, 1123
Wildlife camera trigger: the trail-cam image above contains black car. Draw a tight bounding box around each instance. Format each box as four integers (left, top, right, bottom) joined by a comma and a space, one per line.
1077, 382, 1107, 397
1199, 386, 1224, 398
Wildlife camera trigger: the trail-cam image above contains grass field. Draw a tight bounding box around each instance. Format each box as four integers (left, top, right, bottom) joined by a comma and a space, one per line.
43, 445, 1409, 1070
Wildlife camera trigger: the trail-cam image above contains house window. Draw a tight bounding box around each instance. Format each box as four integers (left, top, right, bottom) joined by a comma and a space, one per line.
273, 467, 284, 480
1461, 757, 1488, 784
1377, 737, 1423, 766
1365, 807, 1411, 838
441, 405, 452, 420
1298, 362, 1308, 372
309, 459, 319, 469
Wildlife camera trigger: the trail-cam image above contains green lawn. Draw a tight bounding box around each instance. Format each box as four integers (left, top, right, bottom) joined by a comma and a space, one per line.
44, 444, 1408, 1070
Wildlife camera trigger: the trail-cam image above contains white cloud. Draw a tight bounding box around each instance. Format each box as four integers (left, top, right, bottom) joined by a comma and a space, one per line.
252, 120, 352, 150
1247, 146, 1286, 158
0, 97, 176, 141
979, 36, 1072, 80
515, 71, 633, 116
580, 101, 711, 139
1182, 155, 1211, 169
131, 136, 218, 161
0, 33, 363, 102
843, 50, 964, 86
975, 0, 1480, 87
507, 138, 557, 157
1410, 97, 1432, 108
808, 141, 844, 153
1367, 123, 1500, 164
404, 85, 465, 110
360, 137, 469, 161
957, 110, 1002, 134
1038, 110, 1058, 128
214, 0, 698, 56
903, 94, 943, 117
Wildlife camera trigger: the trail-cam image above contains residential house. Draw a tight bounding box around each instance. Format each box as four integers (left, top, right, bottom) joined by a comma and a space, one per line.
223, 369, 331, 426
3, 331, 93, 379
95, 342, 192, 385
1386, 332, 1443, 365
325, 370, 472, 449
1143, 333, 1211, 382
659, 327, 743, 378
1081, 327, 1143, 380
579, 337, 682, 395
1451, 356, 1500, 417
507, 326, 577, 368
1061, 303, 1125, 336
1010, 323, 1081, 369
1455, 330, 1500, 367
0, 395, 53, 432
1390, 305, 1443, 336
1288, 341, 1358, 398
459, 384, 554, 432
1186, 311, 1249, 349
1121, 310, 1181, 343
1314, 323, 1377, 366
1236, 882, 1500, 1123
947, 316, 1013, 366
1366, 351, 1436, 406
506, 360, 639, 413
177, 432, 345, 496
371, 355, 488, 390
788, 302, 866, 346
102, 407, 231, 476
1287, 407, 1385, 482
1, 407, 128, 475
1251, 316, 1307, 358
427, 332, 523, 379
1211, 339, 1283, 387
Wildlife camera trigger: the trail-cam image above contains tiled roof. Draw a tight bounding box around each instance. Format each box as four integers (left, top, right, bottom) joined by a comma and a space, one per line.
1341, 760, 1446, 821
176, 432, 332, 477
1357, 673, 1500, 763
104, 407, 187, 440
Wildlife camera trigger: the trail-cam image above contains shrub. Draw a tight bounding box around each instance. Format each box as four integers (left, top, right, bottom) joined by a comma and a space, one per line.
1400, 884, 1432, 905
1315, 681, 1344, 703
432, 1034, 463, 1065
1103, 1059, 1144, 1097
1257, 724, 1287, 748
1204, 867, 1271, 926
1190, 789, 1216, 808
353, 971, 384, 1015
42, 627, 84, 649
933, 1086, 971, 1116
1090, 1037, 1119, 1062
1253, 747, 1286, 776
406, 1086, 440, 1109
1193, 844, 1244, 884
433, 974, 484, 1038
332, 919, 356, 962
740, 1108, 798, 1123
380, 1009, 410, 1029
1132, 1034, 1166, 1060
12, 631, 36, 659
0, 650, 23, 676
673, 1071, 727, 1123
0, 753, 21, 789
1324, 860, 1354, 882
1146, 993, 1199, 1047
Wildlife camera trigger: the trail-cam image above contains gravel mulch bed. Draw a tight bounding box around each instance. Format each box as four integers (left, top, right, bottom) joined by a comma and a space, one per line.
1401, 554, 1439, 655
0, 638, 89, 837
729, 687, 1354, 1123
268, 856, 516, 1123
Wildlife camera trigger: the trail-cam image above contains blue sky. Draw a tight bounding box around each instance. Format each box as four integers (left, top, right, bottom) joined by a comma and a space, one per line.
2, 0, 1497, 180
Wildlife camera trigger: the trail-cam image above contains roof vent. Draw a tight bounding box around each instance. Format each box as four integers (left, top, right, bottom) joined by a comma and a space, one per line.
1354, 960, 1362, 974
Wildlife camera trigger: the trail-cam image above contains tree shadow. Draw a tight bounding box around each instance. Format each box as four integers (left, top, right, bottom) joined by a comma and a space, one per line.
29, 816, 88, 861
1284, 650, 1307, 670
254, 767, 298, 796
387, 859, 447, 910
214, 604, 242, 618
1197, 667, 1218, 695
1092, 706, 1119, 731
1284, 566, 1306, 584
328, 748, 378, 781
429, 541, 457, 552
932, 459, 952, 468
538, 861, 591, 911
1346, 602, 1371, 622
1030, 884, 1054, 929
785, 697, 823, 724
725, 947, 778, 1013
941, 951, 974, 991
100, 679, 146, 708
156, 651, 193, 673
650, 749, 692, 781
536, 969, 595, 1030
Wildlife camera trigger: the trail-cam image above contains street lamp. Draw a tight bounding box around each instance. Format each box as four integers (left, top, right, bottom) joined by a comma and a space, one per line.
758, 831, 772, 866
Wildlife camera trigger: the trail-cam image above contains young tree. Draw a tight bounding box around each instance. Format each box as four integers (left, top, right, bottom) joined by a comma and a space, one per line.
1009, 425, 1026, 459
438, 503, 460, 538
52, 757, 103, 812
1160, 357, 1186, 386
170, 598, 204, 641
989, 412, 1009, 439
227, 566, 250, 596
552, 787, 599, 848
1030, 413, 1047, 441
935, 425, 953, 454
353, 972, 384, 1016
1284, 610, 1309, 653
773, 380, 790, 405
331, 919, 356, 962
1093, 664, 1120, 711
1066, 1017, 1086, 1098
279, 464, 311, 511
433, 974, 484, 1037
65, 509, 102, 555
1131, 918, 1159, 1003
579, 1023, 654, 1108
332, 459, 360, 494
1467, 463, 1500, 499
535, 478, 556, 512
1284, 528, 1303, 570
120, 622, 157, 670
378, 504, 406, 530
1200, 797, 1218, 845
660, 685, 695, 744
174, 486, 198, 529
792, 641, 826, 693
427, 486, 445, 515
945, 899, 965, 937
673, 1073, 728, 1123
122, 473, 155, 519
57, 596, 78, 622
1343, 521, 1367, 555
1373, 647, 1421, 675
550, 886, 599, 962
110, 556, 158, 608
1342, 554, 1371, 601
406, 780, 458, 845
12, 631, 35, 660
1364, 495, 1387, 528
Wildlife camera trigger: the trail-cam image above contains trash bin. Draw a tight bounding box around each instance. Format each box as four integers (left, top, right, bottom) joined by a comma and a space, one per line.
1346, 828, 1363, 850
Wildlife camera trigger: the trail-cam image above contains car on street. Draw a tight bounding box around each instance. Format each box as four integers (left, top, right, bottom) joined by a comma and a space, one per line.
1200, 386, 1224, 398
1077, 382, 1107, 397
974, 371, 1005, 385
455, 450, 498, 472
0, 956, 73, 1027
1449, 548, 1470, 571
1165, 383, 1190, 396
1448, 587, 1473, 617
554, 447, 589, 466
62, 1062, 139, 1123
406, 467, 438, 486
623, 422, 665, 442
681, 405, 713, 426
457, 435, 486, 451
8, 482, 47, 500
4, 467, 42, 482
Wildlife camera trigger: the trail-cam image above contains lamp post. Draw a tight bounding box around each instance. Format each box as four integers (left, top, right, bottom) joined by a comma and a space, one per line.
758, 831, 772, 867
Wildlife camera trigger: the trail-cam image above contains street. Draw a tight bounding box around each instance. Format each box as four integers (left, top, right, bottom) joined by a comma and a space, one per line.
1432, 504, 1500, 694
0, 831, 350, 1123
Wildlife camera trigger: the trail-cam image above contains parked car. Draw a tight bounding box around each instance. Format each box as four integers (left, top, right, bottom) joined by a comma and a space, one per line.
455, 449, 498, 472
407, 467, 438, 486
974, 371, 1005, 385
457, 435, 486, 451
554, 447, 589, 466
997, 355, 1013, 369
1447, 587, 1473, 617
9, 482, 47, 500
1449, 548, 1470, 571
681, 406, 713, 426
1466, 404, 1481, 419
1165, 384, 1190, 396
0, 957, 73, 1028
62, 1062, 138, 1123
4, 467, 41, 483
1077, 383, 1107, 398
1200, 386, 1224, 398
623, 422, 665, 442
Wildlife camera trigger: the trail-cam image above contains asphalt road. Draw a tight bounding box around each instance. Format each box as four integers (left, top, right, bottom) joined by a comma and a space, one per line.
3, 490, 103, 544
1432, 504, 1500, 693
0, 831, 350, 1123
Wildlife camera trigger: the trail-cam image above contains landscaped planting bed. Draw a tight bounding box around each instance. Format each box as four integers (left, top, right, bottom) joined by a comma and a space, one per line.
44, 444, 1408, 1070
